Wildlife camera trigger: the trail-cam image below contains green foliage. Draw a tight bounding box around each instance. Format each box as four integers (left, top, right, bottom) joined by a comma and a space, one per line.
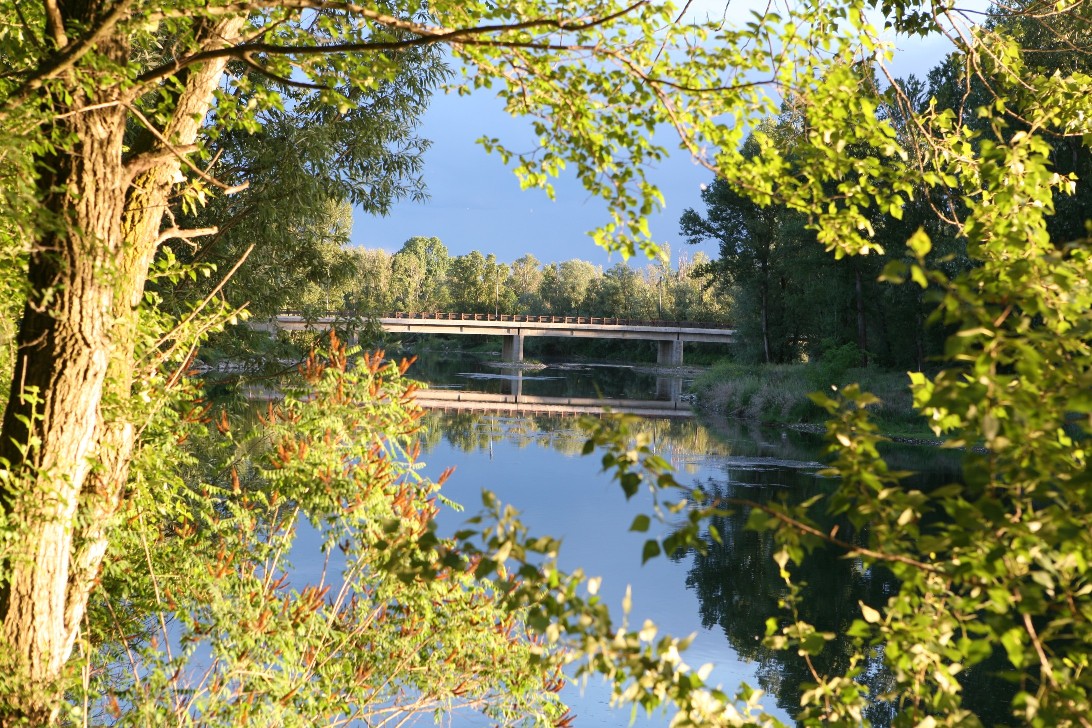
390, 236, 452, 312
0, 226, 24, 410
691, 360, 923, 434
346, 244, 728, 324
81, 341, 569, 725
447, 250, 513, 313
597, 4, 1092, 722
809, 341, 867, 389
681, 109, 949, 368
160, 43, 447, 321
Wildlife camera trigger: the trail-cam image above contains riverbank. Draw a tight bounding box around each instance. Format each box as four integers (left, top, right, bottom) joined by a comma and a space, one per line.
690, 361, 935, 440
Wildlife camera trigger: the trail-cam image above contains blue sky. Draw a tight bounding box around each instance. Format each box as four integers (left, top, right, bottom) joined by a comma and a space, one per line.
350, 87, 717, 267
350, 3, 972, 267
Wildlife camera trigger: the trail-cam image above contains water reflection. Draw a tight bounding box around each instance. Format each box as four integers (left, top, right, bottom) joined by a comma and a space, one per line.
680, 441, 1015, 726
419, 410, 784, 726
408, 353, 690, 403
679, 472, 899, 725
420, 409, 1013, 725
425, 411, 737, 461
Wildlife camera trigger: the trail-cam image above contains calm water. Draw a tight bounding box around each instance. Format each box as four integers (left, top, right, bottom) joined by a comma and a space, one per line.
400, 354, 997, 726
419, 411, 804, 726
407, 351, 690, 402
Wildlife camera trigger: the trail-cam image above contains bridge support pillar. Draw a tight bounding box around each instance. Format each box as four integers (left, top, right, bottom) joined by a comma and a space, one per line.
657, 339, 683, 366
502, 333, 524, 363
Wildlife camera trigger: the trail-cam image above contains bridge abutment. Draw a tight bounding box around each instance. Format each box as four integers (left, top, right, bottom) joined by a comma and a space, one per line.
657, 339, 683, 366
501, 333, 524, 363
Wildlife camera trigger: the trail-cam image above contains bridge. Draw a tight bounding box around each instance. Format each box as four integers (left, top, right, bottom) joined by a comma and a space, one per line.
263, 312, 735, 365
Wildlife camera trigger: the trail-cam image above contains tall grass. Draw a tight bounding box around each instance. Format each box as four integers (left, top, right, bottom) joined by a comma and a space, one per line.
691, 361, 929, 437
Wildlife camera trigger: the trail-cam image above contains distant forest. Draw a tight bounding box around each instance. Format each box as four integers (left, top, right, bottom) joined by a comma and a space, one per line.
286, 236, 730, 323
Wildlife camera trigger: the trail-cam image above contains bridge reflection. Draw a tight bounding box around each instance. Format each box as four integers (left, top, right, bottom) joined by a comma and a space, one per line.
414, 372, 691, 418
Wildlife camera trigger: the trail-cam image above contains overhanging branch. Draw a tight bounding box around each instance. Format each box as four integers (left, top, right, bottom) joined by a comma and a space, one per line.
125, 103, 249, 195
723, 497, 943, 574
136, 0, 650, 86
0, 0, 138, 123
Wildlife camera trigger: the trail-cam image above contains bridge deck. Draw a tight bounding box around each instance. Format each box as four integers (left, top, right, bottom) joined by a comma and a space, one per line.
263, 312, 735, 364
272, 313, 734, 341
281, 311, 733, 329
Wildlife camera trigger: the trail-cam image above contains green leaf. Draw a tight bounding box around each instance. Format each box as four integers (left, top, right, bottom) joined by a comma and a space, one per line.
859, 602, 882, 624
1001, 627, 1027, 668
906, 228, 932, 257
641, 539, 662, 564
879, 260, 907, 283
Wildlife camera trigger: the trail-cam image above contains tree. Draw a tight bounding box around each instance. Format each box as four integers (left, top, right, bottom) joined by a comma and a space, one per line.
389, 245, 428, 311
668, 5, 1089, 722
391, 236, 451, 311
539, 259, 599, 315
447, 250, 510, 313
680, 161, 798, 363
673, 251, 731, 322
0, 1, 833, 720
684, 109, 901, 366
585, 261, 655, 319
347, 247, 396, 314
509, 253, 546, 312
292, 200, 359, 313
157, 43, 444, 321
79, 344, 570, 726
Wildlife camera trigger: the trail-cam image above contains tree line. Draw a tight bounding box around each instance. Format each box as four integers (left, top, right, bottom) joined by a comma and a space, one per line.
681, 9, 1092, 374
288, 236, 729, 322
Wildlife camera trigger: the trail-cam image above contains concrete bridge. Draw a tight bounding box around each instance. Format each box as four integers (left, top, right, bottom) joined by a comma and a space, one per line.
265, 312, 735, 365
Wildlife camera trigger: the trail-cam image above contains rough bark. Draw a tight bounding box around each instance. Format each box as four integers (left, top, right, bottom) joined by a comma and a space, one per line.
0, 85, 129, 726
64, 16, 245, 659
0, 10, 243, 722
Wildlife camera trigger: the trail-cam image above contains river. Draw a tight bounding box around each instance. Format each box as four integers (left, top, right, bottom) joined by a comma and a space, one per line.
397, 352, 1005, 726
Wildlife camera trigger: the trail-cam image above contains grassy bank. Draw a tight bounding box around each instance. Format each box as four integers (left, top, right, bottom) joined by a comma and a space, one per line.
691, 361, 933, 439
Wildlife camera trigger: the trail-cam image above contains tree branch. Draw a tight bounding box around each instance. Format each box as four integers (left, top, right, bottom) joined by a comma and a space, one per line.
240, 53, 335, 90
136, 1, 650, 87
1023, 611, 1057, 688
43, 0, 69, 49
0, 0, 138, 122
124, 103, 249, 194
155, 226, 219, 247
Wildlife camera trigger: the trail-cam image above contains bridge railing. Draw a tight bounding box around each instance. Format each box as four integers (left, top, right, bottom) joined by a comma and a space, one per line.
277, 310, 733, 330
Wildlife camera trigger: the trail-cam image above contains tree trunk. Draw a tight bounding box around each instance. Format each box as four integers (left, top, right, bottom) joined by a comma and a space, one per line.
760, 257, 771, 364
0, 81, 129, 726
915, 290, 925, 373
854, 267, 869, 367
0, 13, 243, 722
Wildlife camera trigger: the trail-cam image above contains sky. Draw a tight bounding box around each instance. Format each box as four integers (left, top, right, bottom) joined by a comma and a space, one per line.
349, 2, 981, 268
